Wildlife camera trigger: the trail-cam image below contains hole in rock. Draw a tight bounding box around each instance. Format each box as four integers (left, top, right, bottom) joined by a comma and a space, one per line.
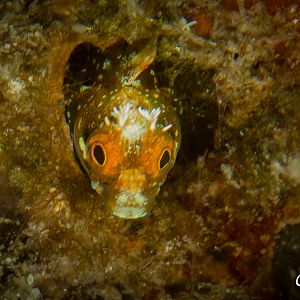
152, 62, 218, 165
64, 42, 104, 96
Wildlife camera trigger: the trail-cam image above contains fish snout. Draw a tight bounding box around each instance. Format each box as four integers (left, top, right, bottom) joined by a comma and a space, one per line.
112, 169, 150, 219
113, 190, 148, 219
115, 169, 147, 191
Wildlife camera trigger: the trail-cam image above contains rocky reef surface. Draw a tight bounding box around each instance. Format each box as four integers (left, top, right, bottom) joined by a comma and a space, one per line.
0, 0, 300, 299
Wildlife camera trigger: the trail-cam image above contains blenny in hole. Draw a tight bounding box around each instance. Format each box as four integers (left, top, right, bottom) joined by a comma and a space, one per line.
66, 42, 181, 219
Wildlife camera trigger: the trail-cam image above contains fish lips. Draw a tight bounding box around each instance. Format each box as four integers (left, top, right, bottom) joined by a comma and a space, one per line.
111, 189, 149, 219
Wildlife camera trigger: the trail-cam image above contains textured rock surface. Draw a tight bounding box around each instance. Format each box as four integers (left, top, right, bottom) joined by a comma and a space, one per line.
0, 0, 300, 299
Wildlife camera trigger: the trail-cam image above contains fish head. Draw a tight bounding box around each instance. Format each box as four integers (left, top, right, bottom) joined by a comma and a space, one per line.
75, 95, 180, 219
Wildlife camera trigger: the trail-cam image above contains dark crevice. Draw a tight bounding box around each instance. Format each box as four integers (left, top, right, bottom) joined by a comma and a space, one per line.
152, 61, 218, 164
0, 90, 6, 104
174, 68, 217, 163
64, 42, 104, 96
272, 223, 300, 300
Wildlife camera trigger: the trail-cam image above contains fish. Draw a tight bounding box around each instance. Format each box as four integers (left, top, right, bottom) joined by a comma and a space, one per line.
66, 41, 181, 219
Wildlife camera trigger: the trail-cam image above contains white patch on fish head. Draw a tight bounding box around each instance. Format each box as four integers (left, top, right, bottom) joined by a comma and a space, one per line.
110, 103, 162, 144
122, 113, 147, 142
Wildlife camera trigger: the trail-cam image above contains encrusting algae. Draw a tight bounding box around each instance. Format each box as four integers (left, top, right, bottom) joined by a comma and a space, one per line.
0, 0, 300, 299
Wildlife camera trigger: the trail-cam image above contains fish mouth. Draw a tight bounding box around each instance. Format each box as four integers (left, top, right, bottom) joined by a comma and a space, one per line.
112, 190, 148, 219
113, 206, 147, 219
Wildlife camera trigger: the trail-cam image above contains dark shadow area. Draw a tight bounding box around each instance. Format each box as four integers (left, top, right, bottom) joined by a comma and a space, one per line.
0, 169, 23, 246
172, 68, 217, 163
272, 223, 300, 300
63, 42, 104, 95
152, 61, 218, 165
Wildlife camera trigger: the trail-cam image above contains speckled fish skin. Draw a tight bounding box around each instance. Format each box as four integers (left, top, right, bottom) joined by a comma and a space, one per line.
69, 47, 181, 219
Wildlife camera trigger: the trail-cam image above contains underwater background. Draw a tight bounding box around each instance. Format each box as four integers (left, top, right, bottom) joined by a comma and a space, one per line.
1, 0, 300, 299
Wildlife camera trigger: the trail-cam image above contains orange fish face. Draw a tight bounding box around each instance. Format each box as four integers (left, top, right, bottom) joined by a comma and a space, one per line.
108, 131, 178, 219
64, 40, 181, 218
73, 88, 180, 219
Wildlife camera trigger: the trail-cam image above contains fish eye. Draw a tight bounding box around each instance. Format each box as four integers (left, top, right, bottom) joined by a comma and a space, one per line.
159, 148, 171, 170
91, 143, 106, 166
